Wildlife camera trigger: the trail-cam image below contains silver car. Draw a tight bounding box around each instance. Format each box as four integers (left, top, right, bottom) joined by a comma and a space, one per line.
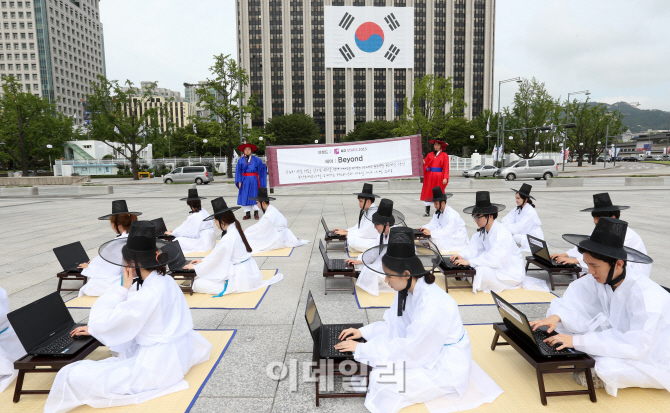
462, 164, 498, 178
494, 158, 558, 181
163, 166, 214, 184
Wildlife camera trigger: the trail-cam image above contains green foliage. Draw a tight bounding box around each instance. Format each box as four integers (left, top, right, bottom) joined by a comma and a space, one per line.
598, 102, 670, 133
264, 113, 321, 146
102, 154, 113, 159
343, 120, 399, 142
563, 99, 624, 166
245, 126, 275, 154
439, 117, 484, 156
0, 78, 75, 173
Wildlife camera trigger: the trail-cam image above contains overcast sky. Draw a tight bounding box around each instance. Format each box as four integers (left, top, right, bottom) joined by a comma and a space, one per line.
100, 0, 670, 112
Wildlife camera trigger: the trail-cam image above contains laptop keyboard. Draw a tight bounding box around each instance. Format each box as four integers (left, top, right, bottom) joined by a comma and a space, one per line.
36, 324, 86, 354
532, 329, 575, 355
441, 260, 473, 271
329, 259, 352, 271
326, 324, 356, 357
551, 259, 578, 268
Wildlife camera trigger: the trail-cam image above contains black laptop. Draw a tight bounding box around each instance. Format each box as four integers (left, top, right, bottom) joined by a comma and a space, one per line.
8, 292, 96, 356
439, 257, 474, 271
151, 218, 175, 241
53, 242, 90, 273
163, 240, 194, 273
319, 240, 354, 272
527, 235, 579, 269
492, 292, 584, 358
321, 218, 343, 239
305, 291, 365, 360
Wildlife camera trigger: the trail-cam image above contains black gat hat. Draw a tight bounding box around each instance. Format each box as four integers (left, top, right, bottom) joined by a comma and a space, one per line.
353, 183, 379, 199
563, 218, 652, 264
510, 183, 535, 200
463, 191, 506, 215
98, 200, 142, 220
180, 188, 207, 201
249, 187, 276, 203
98, 221, 177, 269
203, 197, 240, 221
580, 193, 629, 213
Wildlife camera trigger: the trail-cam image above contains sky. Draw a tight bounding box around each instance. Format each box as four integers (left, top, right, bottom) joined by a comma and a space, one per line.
100, 0, 670, 112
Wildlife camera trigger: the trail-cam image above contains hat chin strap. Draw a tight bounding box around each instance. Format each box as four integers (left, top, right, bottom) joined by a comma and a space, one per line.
131, 251, 143, 290
358, 209, 365, 228
477, 216, 490, 239
397, 277, 413, 317
606, 263, 626, 287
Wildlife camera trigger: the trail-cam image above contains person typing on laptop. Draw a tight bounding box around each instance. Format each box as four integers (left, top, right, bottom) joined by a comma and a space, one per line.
550, 193, 651, 278
163, 188, 216, 255
530, 218, 670, 396
78, 200, 140, 297
0, 287, 25, 393
335, 227, 501, 413
500, 183, 543, 253
44, 221, 213, 413
332, 183, 380, 252
417, 187, 469, 253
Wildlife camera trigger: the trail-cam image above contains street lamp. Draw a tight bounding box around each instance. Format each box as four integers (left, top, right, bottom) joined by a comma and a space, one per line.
563, 90, 591, 171
46, 144, 53, 172
497, 77, 522, 167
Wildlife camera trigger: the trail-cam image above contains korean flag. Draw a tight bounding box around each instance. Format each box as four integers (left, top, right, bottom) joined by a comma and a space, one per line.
325, 6, 414, 69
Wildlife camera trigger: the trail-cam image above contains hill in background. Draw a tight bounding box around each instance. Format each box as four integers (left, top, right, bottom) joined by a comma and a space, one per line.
591, 102, 670, 133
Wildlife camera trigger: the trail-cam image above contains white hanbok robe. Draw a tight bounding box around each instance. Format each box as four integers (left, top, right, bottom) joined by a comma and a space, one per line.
172, 208, 216, 254
0, 288, 26, 393
566, 226, 651, 277
192, 225, 283, 295
459, 221, 527, 293
354, 278, 501, 413
244, 205, 308, 252
78, 232, 128, 297
422, 205, 469, 253
546, 270, 670, 396
44, 272, 212, 413
346, 204, 379, 252
355, 232, 395, 296
501, 204, 543, 252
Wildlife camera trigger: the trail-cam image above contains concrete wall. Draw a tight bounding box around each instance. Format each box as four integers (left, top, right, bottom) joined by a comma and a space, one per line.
546, 178, 584, 187
624, 177, 665, 186
469, 179, 505, 189
0, 176, 90, 186
0, 187, 38, 196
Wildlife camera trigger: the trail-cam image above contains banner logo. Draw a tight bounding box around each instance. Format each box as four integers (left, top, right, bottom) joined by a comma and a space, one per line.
355, 22, 384, 53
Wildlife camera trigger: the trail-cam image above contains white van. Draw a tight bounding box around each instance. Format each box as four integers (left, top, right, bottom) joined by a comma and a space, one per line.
494, 158, 558, 181
163, 166, 214, 184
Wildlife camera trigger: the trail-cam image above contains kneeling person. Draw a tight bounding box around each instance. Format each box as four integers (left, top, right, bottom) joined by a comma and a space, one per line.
531, 218, 669, 396
418, 187, 468, 253
333, 183, 380, 252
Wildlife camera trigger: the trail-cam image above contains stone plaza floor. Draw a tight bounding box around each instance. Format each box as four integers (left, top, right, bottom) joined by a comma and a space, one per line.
1, 176, 668, 412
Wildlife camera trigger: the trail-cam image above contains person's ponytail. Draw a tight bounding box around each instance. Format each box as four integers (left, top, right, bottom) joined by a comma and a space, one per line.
235, 219, 253, 252
423, 272, 436, 284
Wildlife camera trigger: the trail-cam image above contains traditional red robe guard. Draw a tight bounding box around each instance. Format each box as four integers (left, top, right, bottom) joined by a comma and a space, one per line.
420, 140, 450, 216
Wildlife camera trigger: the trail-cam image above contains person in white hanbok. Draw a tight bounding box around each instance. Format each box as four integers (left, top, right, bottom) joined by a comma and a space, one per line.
78, 200, 141, 297
333, 183, 380, 252
551, 193, 651, 277
530, 218, 670, 396
451, 192, 533, 293
335, 227, 502, 413
500, 183, 543, 252
184, 197, 283, 296
418, 186, 469, 253
0, 287, 26, 393
346, 198, 402, 296
44, 221, 212, 413
164, 188, 216, 255
243, 188, 308, 252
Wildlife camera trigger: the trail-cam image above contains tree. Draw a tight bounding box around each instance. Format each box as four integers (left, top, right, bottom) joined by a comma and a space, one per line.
246, 126, 275, 155
85, 77, 172, 180
191, 54, 260, 178
264, 113, 321, 146
343, 120, 399, 142
0, 78, 75, 174
501, 78, 560, 159
471, 109, 499, 154
439, 117, 484, 156
564, 99, 624, 166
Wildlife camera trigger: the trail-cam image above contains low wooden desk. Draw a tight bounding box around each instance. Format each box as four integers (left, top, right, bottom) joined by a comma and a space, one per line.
525, 256, 583, 291
324, 235, 347, 252
56, 271, 87, 293
323, 264, 358, 295
432, 259, 476, 293
414, 232, 431, 240
491, 322, 597, 406
13, 339, 102, 403
311, 343, 369, 406
169, 271, 197, 295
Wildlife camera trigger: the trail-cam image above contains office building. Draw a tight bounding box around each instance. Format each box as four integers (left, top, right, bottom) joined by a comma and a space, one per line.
0, 0, 106, 125
236, 0, 495, 142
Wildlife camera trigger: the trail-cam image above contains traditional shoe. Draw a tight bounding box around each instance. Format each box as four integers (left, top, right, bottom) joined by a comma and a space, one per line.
254, 211, 259, 220
423, 206, 430, 217
243, 212, 251, 220
573, 370, 604, 389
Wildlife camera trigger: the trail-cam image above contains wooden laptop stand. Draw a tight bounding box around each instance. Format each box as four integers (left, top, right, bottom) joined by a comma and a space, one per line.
323, 263, 357, 295
491, 322, 597, 406
311, 342, 370, 406
169, 271, 197, 295
12, 339, 102, 403
324, 234, 347, 252
525, 257, 583, 291
56, 271, 87, 293
432, 259, 476, 293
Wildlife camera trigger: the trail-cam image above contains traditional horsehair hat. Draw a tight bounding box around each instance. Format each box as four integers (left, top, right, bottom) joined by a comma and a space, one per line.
580, 193, 630, 213
511, 183, 535, 200
562, 218, 652, 264
98, 200, 142, 220
98, 221, 178, 269
249, 187, 276, 203
428, 139, 448, 151
368, 198, 404, 227
238, 142, 258, 153
353, 183, 380, 199
463, 191, 506, 215
203, 197, 240, 221
180, 188, 207, 201
427, 186, 454, 202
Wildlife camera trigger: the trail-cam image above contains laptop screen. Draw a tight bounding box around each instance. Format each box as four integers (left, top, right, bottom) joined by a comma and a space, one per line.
53, 242, 89, 271
321, 218, 329, 233
305, 291, 322, 344
527, 235, 551, 262
492, 292, 536, 347
8, 292, 74, 353
163, 240, 186, 270
151, 218, 168, 235
318, 240, 329, 263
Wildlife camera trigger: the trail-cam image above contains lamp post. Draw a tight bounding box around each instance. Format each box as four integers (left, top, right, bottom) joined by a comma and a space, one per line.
497, 77, 522, 167
47, 144, 53, 172
563, 90, 591, 171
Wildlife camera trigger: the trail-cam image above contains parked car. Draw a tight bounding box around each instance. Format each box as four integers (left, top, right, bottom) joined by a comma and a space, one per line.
462, 164, 498, 178
13, 170, 36, 177
597, 157, 612, 162
652, 155, 664, 161
163, 166, 214, 184
494, 158, 558, 181
621, 156, 639, 162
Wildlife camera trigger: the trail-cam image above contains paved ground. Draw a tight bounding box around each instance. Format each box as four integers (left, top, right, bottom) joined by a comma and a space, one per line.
1, 178, 668, 412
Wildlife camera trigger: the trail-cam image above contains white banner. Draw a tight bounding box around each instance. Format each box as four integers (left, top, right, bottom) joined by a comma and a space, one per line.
273, 139, 415, 186
325, 6, 414, 69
